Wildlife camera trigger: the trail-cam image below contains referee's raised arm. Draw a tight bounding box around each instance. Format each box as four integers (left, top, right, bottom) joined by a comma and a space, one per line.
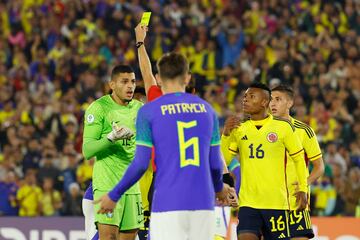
135, 24, 157, 94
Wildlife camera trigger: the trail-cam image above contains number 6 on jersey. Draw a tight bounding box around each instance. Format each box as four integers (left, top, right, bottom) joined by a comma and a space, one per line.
177, 120, 200, 168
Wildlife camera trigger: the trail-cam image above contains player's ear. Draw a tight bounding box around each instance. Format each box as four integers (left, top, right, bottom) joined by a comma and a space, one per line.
262, 98, 270, 108
287, 99, 294, 109
108, 79, 115, 90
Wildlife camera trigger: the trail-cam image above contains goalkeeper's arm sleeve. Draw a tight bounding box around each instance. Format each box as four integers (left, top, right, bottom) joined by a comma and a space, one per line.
109, 145, 151, 202
82, 137, 112, 160
82, 108, 112, 160
210, 145, 224, 193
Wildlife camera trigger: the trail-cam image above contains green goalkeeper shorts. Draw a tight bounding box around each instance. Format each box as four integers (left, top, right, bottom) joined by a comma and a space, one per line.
94, 190, 144, 230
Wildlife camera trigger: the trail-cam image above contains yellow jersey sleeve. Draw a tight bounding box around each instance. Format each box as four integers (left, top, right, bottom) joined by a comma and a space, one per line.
287, 119, 322, 210
302, 128, 322, 161
220, 131, 238, 166
283, 122, 308, 193
293, 119, 322, 161
283, 123, 303, 157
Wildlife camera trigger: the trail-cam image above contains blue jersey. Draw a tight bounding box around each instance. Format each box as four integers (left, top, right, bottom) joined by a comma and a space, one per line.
136, 93, 223, 212
0, 182, 18, 216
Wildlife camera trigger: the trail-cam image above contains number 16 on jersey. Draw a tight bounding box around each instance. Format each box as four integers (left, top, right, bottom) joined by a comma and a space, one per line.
249, 143, 264, 159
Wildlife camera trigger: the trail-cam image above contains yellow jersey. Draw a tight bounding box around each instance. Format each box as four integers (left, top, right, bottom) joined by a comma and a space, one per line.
221, 115, 307, 210
139, 164, 153, 213
41, 190, 61, 216
16, 185, 42, 216
287, 117, 322, 210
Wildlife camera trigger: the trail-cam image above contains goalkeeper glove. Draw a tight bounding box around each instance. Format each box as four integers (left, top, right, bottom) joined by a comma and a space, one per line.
107, 123, 134, 142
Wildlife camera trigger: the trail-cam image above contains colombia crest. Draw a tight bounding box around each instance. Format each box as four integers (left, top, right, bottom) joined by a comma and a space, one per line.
267, 132, 278, 143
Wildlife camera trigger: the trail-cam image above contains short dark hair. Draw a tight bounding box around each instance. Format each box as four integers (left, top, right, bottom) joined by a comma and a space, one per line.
157, 52, 189, 81
111, 65, 134, 80
271, 84, 294, 99
249, 82, 271, 96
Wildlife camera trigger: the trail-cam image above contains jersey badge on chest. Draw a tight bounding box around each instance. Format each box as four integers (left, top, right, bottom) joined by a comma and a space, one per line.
267, 132, 278, 143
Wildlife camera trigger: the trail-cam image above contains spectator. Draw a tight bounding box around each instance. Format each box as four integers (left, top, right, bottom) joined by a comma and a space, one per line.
62, 182, 82, 216
37, 152, 61, 189
309, 102, 338, 144
16, 169, 42, 217
324, 142, 347, 174
350, 142, 360, 168
333, 176, 346, 216
40, 177, 62, 216
60, 152, 78, 194
312, 175, 337, 216
212, 16, 245, 68
76, 158, 93, 191
343, 168, 360, 215
0, 171, 18, 216
22, 139, 42, 174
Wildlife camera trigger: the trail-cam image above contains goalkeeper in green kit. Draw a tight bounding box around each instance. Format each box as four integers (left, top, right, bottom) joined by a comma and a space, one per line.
82, 65, 143, 240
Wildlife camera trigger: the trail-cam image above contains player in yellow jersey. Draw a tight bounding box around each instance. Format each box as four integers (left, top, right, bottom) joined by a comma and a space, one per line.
221, 82, 308, 240
270, 84, 324, 240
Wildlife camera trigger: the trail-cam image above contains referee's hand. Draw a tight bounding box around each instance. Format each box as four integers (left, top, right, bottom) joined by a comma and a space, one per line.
295, 191, 308, 211
135, 23, 148, 43
94, 194, 116, 214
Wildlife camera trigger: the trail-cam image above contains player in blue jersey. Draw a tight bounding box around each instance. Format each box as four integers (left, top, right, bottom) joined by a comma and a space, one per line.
95, 52, 235, 240
82, 182, 99, 240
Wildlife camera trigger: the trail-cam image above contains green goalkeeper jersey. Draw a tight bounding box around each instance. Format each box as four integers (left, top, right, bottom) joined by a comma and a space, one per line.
82, 95, 143, 193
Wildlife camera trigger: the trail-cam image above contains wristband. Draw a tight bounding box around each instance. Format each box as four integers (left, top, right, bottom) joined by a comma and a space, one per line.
136, 42, 144, 48
223, 173, 235, 188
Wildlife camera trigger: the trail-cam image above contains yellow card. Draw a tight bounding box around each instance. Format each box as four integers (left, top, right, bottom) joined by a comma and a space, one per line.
140, 12, 151, 26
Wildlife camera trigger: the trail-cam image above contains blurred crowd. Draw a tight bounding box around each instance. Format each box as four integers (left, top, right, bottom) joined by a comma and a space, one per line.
0, 0, 359, 217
